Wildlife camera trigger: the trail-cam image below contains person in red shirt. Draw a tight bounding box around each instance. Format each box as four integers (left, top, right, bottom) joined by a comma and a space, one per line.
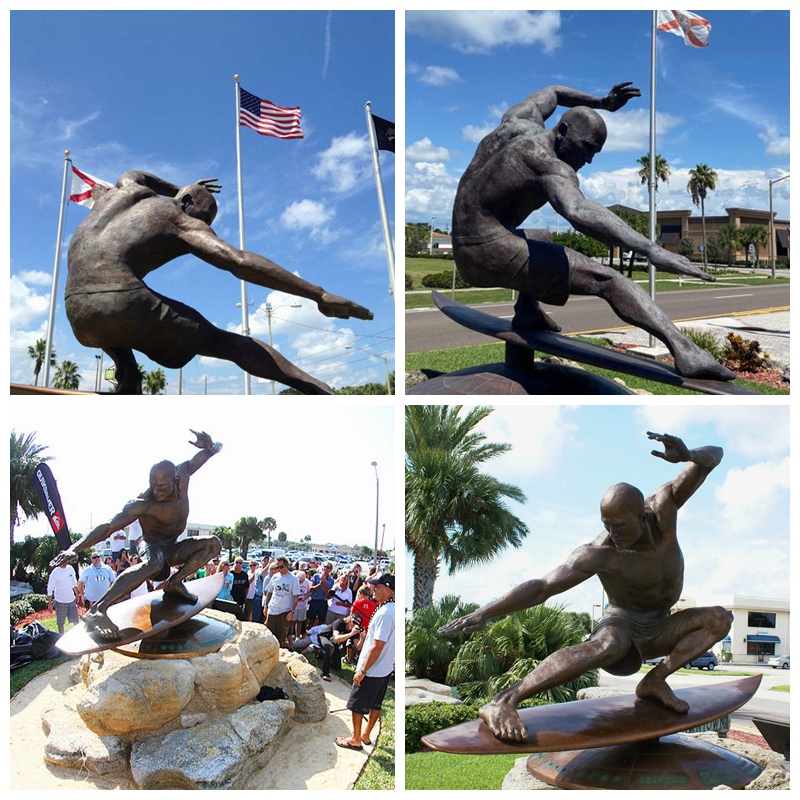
351, 584, 377, 629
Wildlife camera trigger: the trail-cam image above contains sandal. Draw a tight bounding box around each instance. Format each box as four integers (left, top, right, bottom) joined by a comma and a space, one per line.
322, 675, 332, 681
361, 736, 372, 746
334, 737, 363, 750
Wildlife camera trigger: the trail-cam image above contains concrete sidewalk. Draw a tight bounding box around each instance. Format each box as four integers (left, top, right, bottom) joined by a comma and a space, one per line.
593, 309, 790, 371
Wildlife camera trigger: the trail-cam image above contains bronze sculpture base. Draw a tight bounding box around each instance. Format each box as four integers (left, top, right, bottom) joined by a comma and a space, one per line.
526, 733, 763, 790
113, 613, 237, 659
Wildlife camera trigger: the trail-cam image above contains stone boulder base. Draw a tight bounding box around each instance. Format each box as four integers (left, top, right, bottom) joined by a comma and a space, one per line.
40, 613, 328, 788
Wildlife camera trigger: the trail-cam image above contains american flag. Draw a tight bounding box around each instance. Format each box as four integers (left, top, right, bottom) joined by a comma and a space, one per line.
239, 87, 304, 139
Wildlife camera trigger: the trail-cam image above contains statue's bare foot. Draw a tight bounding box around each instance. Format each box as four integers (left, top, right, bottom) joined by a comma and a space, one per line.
84, 609, 122, 640
673, 346, 736, 382
479, 699, 529, 742
512, 294, 561, 333
635, 672, 689, 713
163, 580, 198, 605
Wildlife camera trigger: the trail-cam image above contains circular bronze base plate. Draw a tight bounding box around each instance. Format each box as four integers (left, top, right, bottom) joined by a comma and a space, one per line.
113, 613, 237, 659
526, 734, 763, 790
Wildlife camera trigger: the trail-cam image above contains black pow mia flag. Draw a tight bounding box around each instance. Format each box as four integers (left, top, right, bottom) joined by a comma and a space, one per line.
32, 463, 72, 551
372, 114, 395, 153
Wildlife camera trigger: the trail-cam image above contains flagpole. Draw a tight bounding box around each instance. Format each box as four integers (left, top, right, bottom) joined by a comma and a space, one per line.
364, 101, 395, 295
234, 74, 252, 395
44, 151, 71, 388
647, 11, 658, 348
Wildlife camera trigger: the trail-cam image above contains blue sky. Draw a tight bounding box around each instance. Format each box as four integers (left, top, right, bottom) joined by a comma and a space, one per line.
406, 10, 790, 231
405, 405, 790, 617
12, 403, 396, 554
10, 11, 395, 394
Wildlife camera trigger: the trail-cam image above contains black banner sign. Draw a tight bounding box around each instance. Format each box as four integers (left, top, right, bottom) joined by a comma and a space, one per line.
32, 463, 72, 551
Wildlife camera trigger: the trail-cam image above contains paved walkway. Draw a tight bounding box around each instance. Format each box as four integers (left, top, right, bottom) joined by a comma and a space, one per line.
593, 309, 790, 370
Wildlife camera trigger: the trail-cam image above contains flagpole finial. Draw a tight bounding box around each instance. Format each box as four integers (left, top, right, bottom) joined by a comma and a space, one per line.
64, 150, 70, 158
365, 100, 372, 110
234, 74, 239, 82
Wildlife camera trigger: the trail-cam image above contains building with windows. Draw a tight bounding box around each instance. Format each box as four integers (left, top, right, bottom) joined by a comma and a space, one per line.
675, 595, 789, 666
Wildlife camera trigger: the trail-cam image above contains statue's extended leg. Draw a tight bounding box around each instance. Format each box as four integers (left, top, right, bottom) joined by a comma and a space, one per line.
512, 293, 562, 332
163, 536, 222, 604
636, 606, 733, 712
480, 626, 631, 742
566, 256, 736, 381
104, 347, 143, 394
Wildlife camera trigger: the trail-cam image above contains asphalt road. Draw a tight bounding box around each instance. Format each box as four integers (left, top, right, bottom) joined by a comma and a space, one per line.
406, 283, 790, 353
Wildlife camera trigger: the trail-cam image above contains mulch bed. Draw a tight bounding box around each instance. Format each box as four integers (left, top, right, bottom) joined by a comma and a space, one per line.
16, 608, 86, 628
727, 728, 770, 750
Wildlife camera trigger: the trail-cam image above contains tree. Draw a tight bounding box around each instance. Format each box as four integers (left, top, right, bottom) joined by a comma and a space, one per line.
551, 231, 605, 259
446, 605, 598, 705
258, 516, 277, 548
10, 430, 51, 544
677, 237, 695, 259
405, 222, 431, 257
143, 368, 167, 395
233, 516, 262, 558
303, 535, 312, 542
212, 525, 236, 559
52, 360, 81, 391
277, 531, 288, 544
687, 163, 717, 271
716, 224, 742, 267
637, 153, 671, 190
28, 339, 56, 387
405, 405, 530, 611
739, 225, 768, 266
406, 594, 480, 683
611, 208, 651, 276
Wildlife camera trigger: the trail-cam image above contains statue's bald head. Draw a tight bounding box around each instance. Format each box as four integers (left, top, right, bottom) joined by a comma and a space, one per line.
554, 107, 607, 170
176, 184, 217, 225
600, 483, 645, 516
149, 460, 178, 502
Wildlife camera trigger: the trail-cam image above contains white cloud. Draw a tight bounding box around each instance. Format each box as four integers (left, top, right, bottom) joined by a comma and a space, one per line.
715, 458, 790, 532
10, 273, 50, 330
279, 199, 340, 244
598, 108, 682, 153
408, 63, 461, 88
406, 10, 562, 54
312, 132, 370, 193
462, 123, 495, 144
406, 137, 450, 163
405, 160, 459, 221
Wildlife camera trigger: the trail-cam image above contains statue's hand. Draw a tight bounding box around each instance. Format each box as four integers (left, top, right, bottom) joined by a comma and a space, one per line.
602, 81, 641, 111
649, 248, 715, 282
647, 432, 691, 463
318, 293, 374, 321
189, 429, 219, 452
197, 178, 222, 194
439, 611, 487, 636
50, 548, 78, 568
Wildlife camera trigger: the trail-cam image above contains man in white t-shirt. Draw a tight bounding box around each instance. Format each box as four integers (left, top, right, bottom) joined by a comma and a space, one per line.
264, 556, 300, 647
335, 573, 395, 750
78, 553, 116, 610
47, 562, 79, 633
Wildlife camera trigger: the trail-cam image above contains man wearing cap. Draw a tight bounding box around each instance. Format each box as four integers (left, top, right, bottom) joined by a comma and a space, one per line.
47, 561, 80, 634
335, 573, 395, 750
264, 556, 301, 648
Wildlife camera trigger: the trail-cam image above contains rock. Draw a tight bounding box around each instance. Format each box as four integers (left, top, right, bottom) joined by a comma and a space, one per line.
406, 688, 463, 707
10, 581, 34, 598
406, 677, 454, 696
76, 651, 196, 738
130, 700, 294, 789
41, 693, 129, 775
502, 757, 557, 790
264, 650, 327, 722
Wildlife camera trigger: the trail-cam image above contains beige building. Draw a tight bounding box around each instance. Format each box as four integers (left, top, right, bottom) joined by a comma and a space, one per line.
675, 595, 789, 666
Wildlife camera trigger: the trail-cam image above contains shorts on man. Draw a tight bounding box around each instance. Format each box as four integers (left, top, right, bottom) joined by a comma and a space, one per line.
346, 674, 392, 716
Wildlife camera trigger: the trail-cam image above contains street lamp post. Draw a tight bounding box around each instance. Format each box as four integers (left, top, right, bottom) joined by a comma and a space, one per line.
768, 174, 790, 280
265, 301, 301, 394
371, 461, 379, 570
345, 344, 392, 394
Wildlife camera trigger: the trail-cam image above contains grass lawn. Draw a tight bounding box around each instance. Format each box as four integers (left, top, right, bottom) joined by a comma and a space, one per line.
770, 685, 790, 693
406, 751, 520, 791
405, 342, 786, 396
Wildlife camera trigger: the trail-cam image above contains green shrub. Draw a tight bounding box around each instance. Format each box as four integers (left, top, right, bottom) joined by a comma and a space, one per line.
405, 273, 414, 290
406, 701, 480, 753
724, 333, 770, 372
683, 328, 725, 363
26, 594, 49, 612
421, 270, 470, 289
10, 599, 35, 627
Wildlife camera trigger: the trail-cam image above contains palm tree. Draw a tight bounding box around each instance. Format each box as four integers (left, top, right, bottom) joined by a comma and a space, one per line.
716, 224, 742, 268
277, 531, 288, 544
28, 339, 56, 387
212, 525, 236, 559
446, 605, 599, 706
405, 405, 530, 611
143, 368, 167, 395
687, 163, 718, 270
406, 594, 480, 683
52, 360, 81, 391
258, 516, 277, 548
637, 153, 671, 190
739, 224, 768, 267
233, 516, 262, 558
10, 431, 51, 544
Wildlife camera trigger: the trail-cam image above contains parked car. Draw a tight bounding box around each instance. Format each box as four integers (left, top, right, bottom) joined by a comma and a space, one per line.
644, 656, 665, 666
768, 655, 790, 670
684, 652, 718, 670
